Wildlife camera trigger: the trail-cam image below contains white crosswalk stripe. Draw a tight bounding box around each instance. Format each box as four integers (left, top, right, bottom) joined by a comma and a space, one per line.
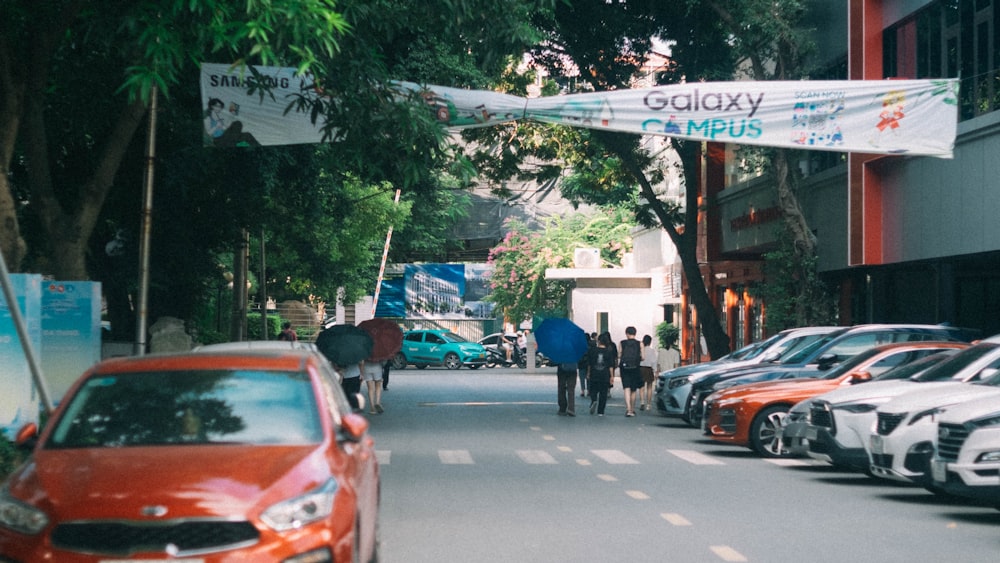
667, 449, 726, 465
517, 450, 558, 464
438, 450, 474, 464
591, 449, 639, 464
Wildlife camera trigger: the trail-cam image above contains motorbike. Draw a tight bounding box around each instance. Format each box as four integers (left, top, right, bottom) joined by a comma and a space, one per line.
485, 346, 527, 369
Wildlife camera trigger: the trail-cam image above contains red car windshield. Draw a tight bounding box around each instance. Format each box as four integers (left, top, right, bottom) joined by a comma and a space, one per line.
47, 369, 322, 448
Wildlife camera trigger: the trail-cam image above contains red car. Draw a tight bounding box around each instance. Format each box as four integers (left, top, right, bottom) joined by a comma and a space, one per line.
701, 341, 968, 458
0, 348, 380, 562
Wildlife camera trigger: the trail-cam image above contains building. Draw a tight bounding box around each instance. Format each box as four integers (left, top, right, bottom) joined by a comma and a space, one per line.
696, 0, 1000, 357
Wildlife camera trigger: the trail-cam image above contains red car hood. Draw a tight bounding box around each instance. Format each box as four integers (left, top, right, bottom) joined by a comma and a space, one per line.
11, 444, 328, 520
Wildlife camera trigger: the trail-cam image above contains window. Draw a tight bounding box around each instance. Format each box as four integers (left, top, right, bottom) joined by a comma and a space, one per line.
885, 0, 1000, 120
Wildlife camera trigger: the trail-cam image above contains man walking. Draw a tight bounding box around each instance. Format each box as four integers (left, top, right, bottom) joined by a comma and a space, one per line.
556, 361, 577, 416
618, 326, 643, 417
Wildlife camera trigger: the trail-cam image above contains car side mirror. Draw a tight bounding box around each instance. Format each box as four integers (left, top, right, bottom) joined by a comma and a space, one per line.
816, 353, 838, 370
850, 370, 872, 383
761, 351, 781, 363
340, 413, 370, 442
15, 422, 38, 451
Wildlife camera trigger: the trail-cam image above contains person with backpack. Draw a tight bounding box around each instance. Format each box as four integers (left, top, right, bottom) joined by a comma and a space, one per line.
587, 332, 617, 416
618, 326, 643, 417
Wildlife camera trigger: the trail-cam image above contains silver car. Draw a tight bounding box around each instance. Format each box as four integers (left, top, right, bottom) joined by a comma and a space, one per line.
655, 326, 838, 421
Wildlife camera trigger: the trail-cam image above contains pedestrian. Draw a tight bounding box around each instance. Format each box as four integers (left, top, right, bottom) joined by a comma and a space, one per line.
639, 334, 657, 411
578, 333, 593, 397
618, 326, 643, 417
587, 332, 617, 416
556, 361, 577, 416
362, 360, 384, 414
658, 333, 681, 375
277, 321, 298, 341
338, 362, 363, 411
382, 359, 391, 390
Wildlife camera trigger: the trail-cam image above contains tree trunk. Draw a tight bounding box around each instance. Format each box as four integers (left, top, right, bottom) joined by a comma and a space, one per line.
604, 132, 731, 359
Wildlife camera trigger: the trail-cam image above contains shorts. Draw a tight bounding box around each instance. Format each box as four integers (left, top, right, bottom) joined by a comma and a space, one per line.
362, 364, 383, 382
620, 367, 643, 390
640, 366, 655, 385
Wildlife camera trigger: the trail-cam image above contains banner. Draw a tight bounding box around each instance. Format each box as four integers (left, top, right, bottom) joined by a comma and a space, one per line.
200, 63, 326, 147
200, 63, 959, 157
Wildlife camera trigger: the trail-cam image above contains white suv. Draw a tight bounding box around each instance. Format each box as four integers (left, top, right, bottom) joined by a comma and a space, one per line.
868, 344, 1000, 487
930, 394, 1000, 505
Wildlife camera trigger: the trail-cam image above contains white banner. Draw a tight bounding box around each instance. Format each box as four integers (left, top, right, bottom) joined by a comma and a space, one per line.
201, 63, 958, 157
200, 63, 326, 147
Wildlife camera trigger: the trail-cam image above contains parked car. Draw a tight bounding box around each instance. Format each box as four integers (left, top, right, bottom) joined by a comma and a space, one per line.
393, 329, 488, 370
868, 339, 1000, 486
0, 348, 381, 562
779, 348, 963, 460
931, 393, 1000, 506
701, 340, 966, 457
655, 326, 838, 422
686, 323, 973, 426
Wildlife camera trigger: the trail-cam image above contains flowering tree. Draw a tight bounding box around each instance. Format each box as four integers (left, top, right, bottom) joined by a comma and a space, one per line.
487, 208, 634, 325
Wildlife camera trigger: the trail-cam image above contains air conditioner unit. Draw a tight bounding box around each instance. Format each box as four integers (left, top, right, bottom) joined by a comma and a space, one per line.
574, 247, 600, 269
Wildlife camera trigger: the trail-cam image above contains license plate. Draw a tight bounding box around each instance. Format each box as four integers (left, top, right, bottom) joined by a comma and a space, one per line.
931, 459, 947, 483
870, 435, 883, 455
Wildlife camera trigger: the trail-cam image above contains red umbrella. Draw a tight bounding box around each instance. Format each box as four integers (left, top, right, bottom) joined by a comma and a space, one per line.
358, 318, 404, 361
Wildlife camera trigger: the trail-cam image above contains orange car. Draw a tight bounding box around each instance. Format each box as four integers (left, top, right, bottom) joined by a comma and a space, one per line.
701, 341, 969, 458
0, 348, 380, 562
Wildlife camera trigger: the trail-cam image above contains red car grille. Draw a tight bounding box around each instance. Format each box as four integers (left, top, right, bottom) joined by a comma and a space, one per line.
51, 520, 259, 556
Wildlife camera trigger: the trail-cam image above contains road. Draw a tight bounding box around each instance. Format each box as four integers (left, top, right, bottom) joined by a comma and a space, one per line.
366, 366, 1000, 562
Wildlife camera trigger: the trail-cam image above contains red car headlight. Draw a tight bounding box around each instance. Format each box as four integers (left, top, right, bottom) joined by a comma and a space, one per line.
260, 479, 338, 531
0, 488, 48, 535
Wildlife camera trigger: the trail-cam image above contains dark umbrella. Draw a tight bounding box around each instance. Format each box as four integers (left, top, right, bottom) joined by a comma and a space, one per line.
358, 318, 404, 361
534, 318, 589, 364
315, 324, 374, 366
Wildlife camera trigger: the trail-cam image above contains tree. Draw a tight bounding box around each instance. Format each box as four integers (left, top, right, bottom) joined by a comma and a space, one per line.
487, 209, 633, 326
469, 1, 737, 357
2, 0, 557, 338
703, 0, 838, 326
0, 0, 347, 277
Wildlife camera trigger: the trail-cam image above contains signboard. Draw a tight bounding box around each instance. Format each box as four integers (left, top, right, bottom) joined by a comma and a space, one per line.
41, 281, 102, 401
374, 263, 496, 319
0, 274, 41, 438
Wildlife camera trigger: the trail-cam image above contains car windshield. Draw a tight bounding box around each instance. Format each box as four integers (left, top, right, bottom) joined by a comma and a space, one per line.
818, 346, 947, 380
441, 332, 470, 343
878, 350, 960, 380
911, 343, 1000, 382
778, 330, 848, 365
48, 369, 322, 448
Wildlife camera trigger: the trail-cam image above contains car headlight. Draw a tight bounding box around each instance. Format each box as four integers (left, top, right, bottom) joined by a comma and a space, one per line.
668, 376, 689, 389
261, 479, 338, 531
0, 488, 49, 535
908, 407, 944, 426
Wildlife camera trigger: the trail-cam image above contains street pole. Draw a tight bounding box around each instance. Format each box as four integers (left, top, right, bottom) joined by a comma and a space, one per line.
134, 85, 158, 356
372, 189, 401, 316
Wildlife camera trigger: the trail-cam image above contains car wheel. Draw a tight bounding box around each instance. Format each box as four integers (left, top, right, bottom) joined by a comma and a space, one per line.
682, 392, 699, 427
750, 405, 791, 458
444, 353, 462, 370
391, 353, 406, 370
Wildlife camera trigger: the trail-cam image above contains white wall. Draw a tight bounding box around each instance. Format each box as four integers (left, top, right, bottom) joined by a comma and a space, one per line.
570, 287, 662, 344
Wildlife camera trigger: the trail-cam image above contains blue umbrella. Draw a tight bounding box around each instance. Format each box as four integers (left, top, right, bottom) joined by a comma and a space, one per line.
534, 318, 589, 364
